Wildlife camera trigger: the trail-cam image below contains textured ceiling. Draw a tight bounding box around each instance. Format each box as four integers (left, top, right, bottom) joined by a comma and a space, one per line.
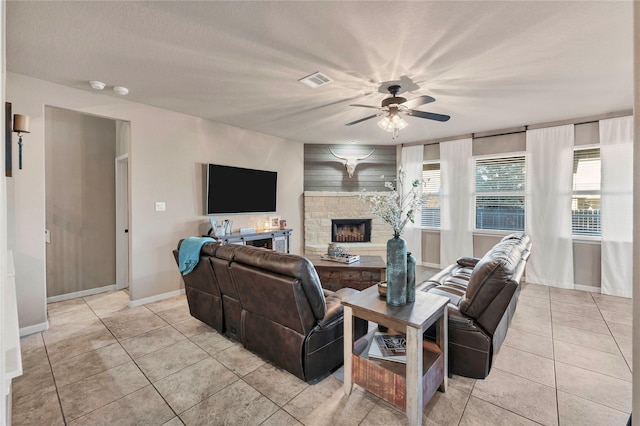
6, 1, 633, 145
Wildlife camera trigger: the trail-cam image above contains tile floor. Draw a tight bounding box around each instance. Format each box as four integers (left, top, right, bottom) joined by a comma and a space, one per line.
11, 269, 633, 425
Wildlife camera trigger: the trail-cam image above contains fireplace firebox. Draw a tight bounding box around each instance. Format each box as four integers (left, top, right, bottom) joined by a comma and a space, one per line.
331, 219, 372, 243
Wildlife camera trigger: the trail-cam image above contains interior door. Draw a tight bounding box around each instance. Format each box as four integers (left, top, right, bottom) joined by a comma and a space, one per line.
115, 154, 129, 290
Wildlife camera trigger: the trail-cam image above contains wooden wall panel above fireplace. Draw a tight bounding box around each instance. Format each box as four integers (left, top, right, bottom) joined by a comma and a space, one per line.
303, 144, 396, 192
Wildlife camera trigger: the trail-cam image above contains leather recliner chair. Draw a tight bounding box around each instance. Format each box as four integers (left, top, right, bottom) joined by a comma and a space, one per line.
227, 245, 367, 382
419, 232, 532, 379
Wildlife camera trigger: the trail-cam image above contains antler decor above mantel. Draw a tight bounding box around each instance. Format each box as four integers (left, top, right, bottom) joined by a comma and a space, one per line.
328, 148, 375, 179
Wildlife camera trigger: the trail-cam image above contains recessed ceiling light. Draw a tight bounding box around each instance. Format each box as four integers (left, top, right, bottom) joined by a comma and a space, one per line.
89, 80, 105, 90
298, 71, 333, 89
349, 140, 358, 144
113, 86, 129, 96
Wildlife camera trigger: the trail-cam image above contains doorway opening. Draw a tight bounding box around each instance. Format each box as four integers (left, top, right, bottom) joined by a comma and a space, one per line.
44, 107, 130, 302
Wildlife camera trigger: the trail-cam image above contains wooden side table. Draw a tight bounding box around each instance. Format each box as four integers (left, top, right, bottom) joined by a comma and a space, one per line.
342, 286, 449, 426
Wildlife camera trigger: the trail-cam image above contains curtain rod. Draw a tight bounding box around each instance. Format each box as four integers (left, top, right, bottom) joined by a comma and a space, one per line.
402, 109, 632, 147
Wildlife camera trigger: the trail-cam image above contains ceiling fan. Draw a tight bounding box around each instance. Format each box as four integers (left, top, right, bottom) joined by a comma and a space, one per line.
345, 84, 450, 138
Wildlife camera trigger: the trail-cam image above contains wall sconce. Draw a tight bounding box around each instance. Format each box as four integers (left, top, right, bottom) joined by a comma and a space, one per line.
12, 114, 30, 170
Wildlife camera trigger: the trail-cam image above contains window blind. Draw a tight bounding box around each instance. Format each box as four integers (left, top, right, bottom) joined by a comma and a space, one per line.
421, 163, 441, 228
474, 156, 525, 231
475, 156, 525, 193
572, 148, 601, 236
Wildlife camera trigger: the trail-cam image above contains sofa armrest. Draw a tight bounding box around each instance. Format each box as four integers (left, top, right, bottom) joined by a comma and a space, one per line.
456, 256, 480, 268
318, 288, 359, 328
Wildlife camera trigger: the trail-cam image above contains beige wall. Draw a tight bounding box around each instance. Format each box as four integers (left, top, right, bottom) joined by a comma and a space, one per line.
45, 107, 117, 297
7, 72, 304, 329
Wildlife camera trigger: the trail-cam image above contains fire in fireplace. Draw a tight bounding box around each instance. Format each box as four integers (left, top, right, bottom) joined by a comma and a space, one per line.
331, 219, 372, 243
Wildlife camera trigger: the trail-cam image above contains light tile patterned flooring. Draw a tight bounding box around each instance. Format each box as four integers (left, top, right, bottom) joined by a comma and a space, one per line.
12, 272, 633, 425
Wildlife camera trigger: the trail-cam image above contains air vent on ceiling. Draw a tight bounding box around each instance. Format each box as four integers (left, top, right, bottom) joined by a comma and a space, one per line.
298, 71, 333, 89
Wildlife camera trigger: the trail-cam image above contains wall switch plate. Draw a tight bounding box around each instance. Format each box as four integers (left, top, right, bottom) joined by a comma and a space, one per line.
45, 229, 51, 244
155, 202, 166, 212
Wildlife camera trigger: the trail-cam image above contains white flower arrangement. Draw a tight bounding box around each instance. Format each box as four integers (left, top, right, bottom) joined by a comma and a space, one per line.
360, 167, 428, 238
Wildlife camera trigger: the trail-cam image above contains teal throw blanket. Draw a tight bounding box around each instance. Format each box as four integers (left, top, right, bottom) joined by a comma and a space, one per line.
179, 236, 215, 275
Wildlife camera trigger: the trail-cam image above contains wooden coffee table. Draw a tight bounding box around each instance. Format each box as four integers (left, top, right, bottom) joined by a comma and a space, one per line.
342, 286, 449, 426
307, 255, 386, 291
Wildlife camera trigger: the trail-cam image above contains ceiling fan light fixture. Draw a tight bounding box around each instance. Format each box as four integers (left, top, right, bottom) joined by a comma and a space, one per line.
377, 114, 408, 139
377, 114, 408, 131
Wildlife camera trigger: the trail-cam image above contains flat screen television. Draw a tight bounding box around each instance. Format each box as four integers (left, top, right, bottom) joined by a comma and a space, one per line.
206, 164, 277, 214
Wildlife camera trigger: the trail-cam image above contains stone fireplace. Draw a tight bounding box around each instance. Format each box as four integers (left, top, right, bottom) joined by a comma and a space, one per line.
304, 191, 392, 257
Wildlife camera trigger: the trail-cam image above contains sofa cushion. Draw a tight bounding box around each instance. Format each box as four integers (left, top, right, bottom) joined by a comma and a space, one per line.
456, 256, 480, 268
459, 239, 523, 322
233, 246, 327, 321
215, 244, 237, 261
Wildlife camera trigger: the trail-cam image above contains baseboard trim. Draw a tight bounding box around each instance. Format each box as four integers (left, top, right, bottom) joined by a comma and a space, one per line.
129, 288, 185, 308
20, 321, 49, 337
574, 284, 601, 293
422, 262, 441, 269
47, 284, 117, 303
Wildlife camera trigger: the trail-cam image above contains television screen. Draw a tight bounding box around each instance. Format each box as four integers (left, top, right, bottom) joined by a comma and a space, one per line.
206, 164, 277, 214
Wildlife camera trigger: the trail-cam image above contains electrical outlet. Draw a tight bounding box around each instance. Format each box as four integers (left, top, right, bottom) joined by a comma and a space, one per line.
155, 202, 166, 212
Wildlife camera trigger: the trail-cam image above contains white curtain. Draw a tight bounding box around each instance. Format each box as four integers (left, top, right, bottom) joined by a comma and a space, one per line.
600, 116, 633, 298
401, 145, 424, 264
525, 125, 575, 288
440, 138, 473, 267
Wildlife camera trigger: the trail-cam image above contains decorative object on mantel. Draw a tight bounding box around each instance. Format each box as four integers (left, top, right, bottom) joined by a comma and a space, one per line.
279, 219, 287, 230
12, 113, 30, 170
328, 147, 375, 178
360, 168, 427, 306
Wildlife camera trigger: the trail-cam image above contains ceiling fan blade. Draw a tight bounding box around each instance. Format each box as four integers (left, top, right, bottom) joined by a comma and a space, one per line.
345, 114, 379, 126
349, 104, 381, 109
401, 95, 436, 109
407, 109, 450, 122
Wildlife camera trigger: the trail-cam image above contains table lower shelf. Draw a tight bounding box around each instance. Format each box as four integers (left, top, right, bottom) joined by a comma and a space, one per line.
352, 330, 444, 411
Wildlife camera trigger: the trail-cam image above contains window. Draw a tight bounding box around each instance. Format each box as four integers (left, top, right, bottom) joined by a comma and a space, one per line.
421, 162, 440, 228
572, 148, 601, 236
474, 155, 525, 231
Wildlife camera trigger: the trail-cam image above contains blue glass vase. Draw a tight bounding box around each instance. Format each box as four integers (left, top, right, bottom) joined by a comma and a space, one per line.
407, 252, 416, 303
386, 234, 407, 306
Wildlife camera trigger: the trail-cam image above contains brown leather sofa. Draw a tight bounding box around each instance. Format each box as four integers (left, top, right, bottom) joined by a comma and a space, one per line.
173, 242, 367, 382
172, 242, 223, 333
419, 232, 532, 379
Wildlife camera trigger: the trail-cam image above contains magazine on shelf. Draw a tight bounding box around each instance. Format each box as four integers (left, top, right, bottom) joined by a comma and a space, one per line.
367, 332, 407, 363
